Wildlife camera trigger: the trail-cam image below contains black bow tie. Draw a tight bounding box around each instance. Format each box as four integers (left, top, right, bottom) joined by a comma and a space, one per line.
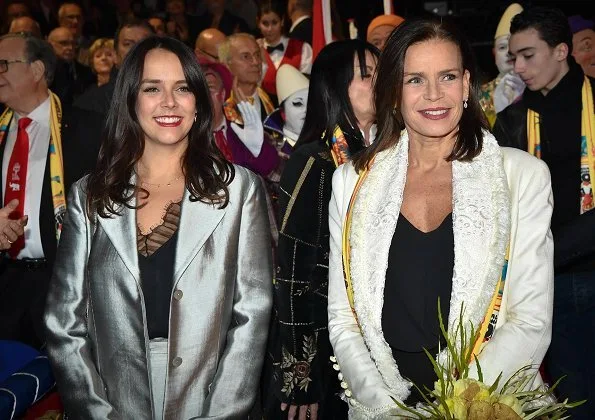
266, 43, 284, 54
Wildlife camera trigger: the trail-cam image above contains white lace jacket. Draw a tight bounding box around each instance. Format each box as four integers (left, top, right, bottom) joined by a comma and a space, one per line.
327, 131, 554, 419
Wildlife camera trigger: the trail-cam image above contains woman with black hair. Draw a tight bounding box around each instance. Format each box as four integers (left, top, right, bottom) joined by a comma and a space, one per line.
44, 36, 273, 419
262, 39, 379, 420
328, 17, 554, 418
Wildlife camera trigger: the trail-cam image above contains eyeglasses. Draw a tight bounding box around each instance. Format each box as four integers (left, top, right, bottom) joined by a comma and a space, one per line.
0, 59, 28, 74
197, 48, 218, 61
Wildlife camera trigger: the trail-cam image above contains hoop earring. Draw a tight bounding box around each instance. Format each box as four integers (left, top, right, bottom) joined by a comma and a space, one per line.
463, 100, 468, 109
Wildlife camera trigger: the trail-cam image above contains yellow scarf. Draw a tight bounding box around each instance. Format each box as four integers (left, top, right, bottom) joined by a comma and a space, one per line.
527, 77, 595, 214
0, 91, 66, 240
223, 87, 275, 126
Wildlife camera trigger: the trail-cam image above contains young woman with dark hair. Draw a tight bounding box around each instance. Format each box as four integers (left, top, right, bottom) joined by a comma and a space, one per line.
328, 17, 554, 417
44, 36, 273, 419
257, 0, 312, 100
262, 39, 379, 420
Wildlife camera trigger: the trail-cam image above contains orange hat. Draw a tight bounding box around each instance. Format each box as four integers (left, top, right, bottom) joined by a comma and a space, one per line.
367, 14, 405, 40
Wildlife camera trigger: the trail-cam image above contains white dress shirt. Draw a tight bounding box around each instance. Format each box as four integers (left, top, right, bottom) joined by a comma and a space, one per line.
263, 36, 313, 75
2, 96, 51, 258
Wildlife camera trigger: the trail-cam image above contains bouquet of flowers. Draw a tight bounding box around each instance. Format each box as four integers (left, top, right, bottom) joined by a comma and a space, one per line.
393, 303, 584, 420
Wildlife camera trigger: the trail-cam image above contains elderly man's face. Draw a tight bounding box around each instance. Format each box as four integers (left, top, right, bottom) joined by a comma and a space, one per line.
0, 37, 41, 112
59, 3, 84, 38
9, 17, 41, 38
49, 28, 76, 62
227, 37, 262, 85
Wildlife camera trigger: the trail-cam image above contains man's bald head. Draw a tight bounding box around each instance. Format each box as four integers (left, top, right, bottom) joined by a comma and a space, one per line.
48, 27, 76, 61
8, 16, 41, 38
195, 28, 226, 62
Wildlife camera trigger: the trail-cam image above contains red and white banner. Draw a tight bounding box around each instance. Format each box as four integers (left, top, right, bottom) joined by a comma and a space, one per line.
312, 0, 333, 59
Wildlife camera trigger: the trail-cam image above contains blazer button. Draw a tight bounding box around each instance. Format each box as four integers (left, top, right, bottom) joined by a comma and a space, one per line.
173, 289, 183, 300
172, 357, 182, 367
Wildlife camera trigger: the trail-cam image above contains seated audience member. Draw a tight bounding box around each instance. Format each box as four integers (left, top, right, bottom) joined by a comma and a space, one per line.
257, 0, 312, 100
220, 33, 276, 123
57, 2, 90, 66
366, 13, 404, 51
194, 28, 226, 62
203, 61, 280, 178
88, 38, 116, 87
48, 27, 94, 108
195, 0, 251, 36
8, 16, 42, 38
569, 15, 595, 78
147, 15, 166, 37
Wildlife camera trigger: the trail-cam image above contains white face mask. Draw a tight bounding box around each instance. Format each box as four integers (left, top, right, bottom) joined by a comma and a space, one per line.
494, 34, 513, 75
282, 88, 309, 137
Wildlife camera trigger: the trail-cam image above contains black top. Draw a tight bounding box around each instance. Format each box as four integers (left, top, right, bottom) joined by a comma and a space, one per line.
382, 212, 454, 403
139, 229, 178, 339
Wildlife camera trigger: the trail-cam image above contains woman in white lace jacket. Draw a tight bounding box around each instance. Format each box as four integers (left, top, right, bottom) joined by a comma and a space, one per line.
327, 17, 554, 419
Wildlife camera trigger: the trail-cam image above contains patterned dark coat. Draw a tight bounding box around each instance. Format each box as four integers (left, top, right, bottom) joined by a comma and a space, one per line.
262, 139, 344, 414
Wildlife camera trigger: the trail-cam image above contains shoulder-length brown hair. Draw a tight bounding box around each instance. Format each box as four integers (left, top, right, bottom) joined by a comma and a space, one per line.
86, 36, 234, 218
354, 17, 488, 172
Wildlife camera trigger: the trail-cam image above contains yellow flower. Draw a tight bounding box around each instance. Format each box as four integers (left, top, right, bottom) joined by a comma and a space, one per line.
473, 387, 492, 402
439, 397, 469, 420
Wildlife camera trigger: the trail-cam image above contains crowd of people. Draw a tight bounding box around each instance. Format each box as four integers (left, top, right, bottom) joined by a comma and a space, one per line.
0, 0, 594, 419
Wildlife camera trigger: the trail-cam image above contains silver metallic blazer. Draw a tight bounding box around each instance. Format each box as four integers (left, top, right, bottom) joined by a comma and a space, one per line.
44, 166, 273, 419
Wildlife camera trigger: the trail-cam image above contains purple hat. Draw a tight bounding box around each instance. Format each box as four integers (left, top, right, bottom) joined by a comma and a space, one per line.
568, 15, 594, 34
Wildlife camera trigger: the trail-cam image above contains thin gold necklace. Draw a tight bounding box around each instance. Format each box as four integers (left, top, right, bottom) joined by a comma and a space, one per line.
138, 173, 184, 188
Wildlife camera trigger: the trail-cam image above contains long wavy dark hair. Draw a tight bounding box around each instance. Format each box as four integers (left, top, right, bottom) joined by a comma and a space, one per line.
354, 16, 487, 172
86, 36, 234, 217
295, 39, 380, 153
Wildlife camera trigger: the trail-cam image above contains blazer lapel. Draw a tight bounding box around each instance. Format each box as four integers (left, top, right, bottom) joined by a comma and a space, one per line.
173, 188, 226, 288
97, 193, 140, 282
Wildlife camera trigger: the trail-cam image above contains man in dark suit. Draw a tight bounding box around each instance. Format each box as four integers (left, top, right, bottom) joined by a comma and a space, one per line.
288, 0, 313, 45
0, 33, 81, 349
48, 27, 94, 109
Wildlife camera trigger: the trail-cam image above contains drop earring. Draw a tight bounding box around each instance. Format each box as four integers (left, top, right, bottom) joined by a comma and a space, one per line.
463, 100, 468, 109
194, 112, 197, 122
